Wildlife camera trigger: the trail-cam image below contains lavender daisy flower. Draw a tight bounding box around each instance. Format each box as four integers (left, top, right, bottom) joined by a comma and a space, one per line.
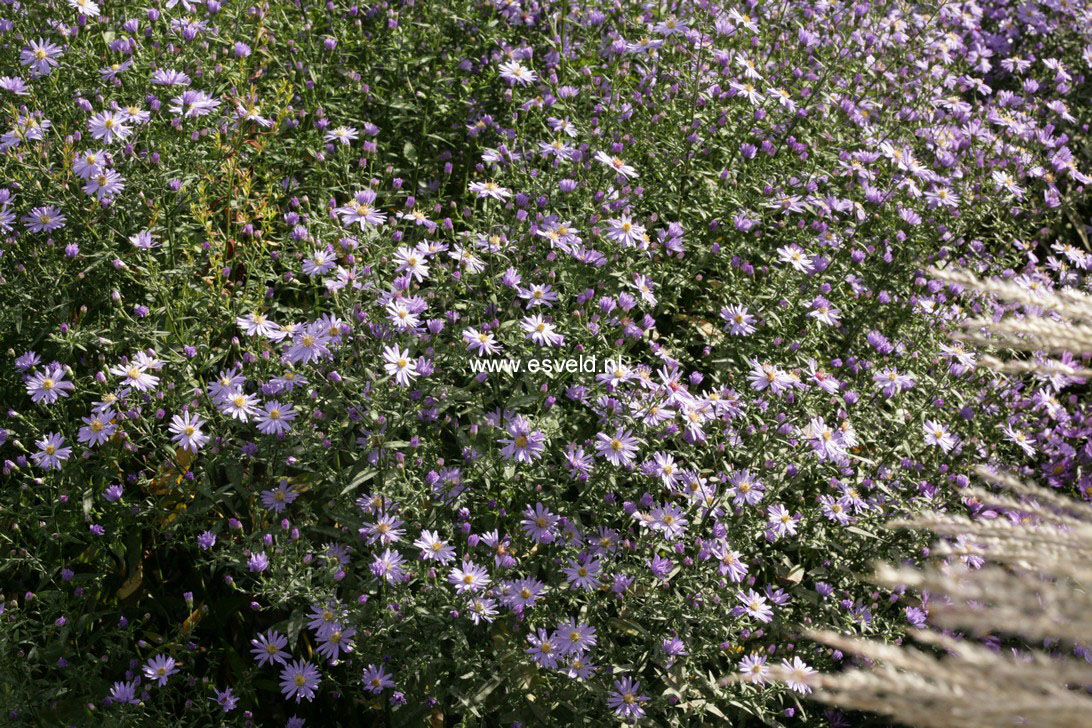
22, 205, 66, 232
220, 390, 259, 422
462, 326, 502, 356
712, 544, 748, 583
168, 412, 209, 453
520, 502, 559, 543
554, 618, 597, 656
594, 150, 638, 178
923, 419, 957, 453
371, 548, 407, 584
25, 364, 74, 404
525, 628, 561, 669
260, 483, 299, 513
336, 189, 386, 228
236, 312, 279, 338
32, 433, 70, 470
109, 361, 159, 392
151, 68, 191, 86
360, 512, 405, 546
781, 657, 816, 693
169, 90, 221, 118
20, 38, 63, 77
562, 557, 602, 590
324, 125, 359, 145
606, 677, 649, 719
78, 410, 116, 447
69, 0, 100, 15
499, 416, 547, 464
0, 76, 30, 96
393, 246, 430, 281
15, 351, 40, 371
282, 325, 330, 364
738, 588, 774, 623
248, 552, 270, 573
256, 401, 297, 436
142, 654, 179, 687
468, 181, 512, 200
316, 625, 356, 662
87, 111, 132, 144
738, 653, 770, 684
83, 169, 126, 201
211, 686, 238, 712
498, 58, 537, 84
108, 680, 140, 705
306, 603, 344, 637
727, 469, 765, 506
604, 215, 647, 249
361, 664, 394, 694
448, 559, 490, 594
594, 428, 640, 467
279, 660, 321, 703
413, 529, 456, 563
98, 58, 132, 81
382, 346, 419, 387
128, 230, 159, 250
467, 597, 498, 625
501, 577, 545, 611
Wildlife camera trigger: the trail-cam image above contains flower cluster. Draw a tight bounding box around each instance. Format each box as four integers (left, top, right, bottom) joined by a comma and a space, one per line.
0, 0, 1089, 725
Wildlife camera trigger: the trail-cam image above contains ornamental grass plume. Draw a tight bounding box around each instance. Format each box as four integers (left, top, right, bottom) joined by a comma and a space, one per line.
930, 265, 1092, 378
786, 267, 1092, 727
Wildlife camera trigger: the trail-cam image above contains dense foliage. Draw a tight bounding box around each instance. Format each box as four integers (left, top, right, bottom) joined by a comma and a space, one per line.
0, 0, 1089, 725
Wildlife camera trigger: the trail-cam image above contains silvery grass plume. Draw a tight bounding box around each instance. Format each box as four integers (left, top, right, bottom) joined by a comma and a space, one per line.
792, 466, 1092, 728
751, 267, 1092, 727
929, 265, 1092, 379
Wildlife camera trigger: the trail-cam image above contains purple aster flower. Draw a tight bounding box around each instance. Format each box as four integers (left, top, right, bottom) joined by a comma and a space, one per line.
361, 663, 395, 694
562, 557, 602, 590
142, 654, 179, 687
594, 428, 640, 467
78, 409, 117, 447
467, 596, 498, 625
554, 618, 597, 656
448, 559, 490, 594
520, 502, 559, 543
501, 577, 546, 611
168, 411, 209, 453
251, 629, 289, 666
781, 657, 816, 693
525, 628, 561, 669
211, 686, 238, 712
169, 89, 220, 118
108, 680, 140, 705
248, 552, 269, 573
371, 548, 407, 584
739, 653, 769, 684
32, 433, 71, 470
87, 111, 132, 144
498, 416, 547, 464
25, 364, 75, 404
737, 588, 774, 623
261, 483, 299, 513
22, 205, 66, 232
316, 625, 356, 662
606, 677, 649, 719
336, 189, 386, 228
20, 38, 63, 77
413, 529, 456, 564
279, 659, 321, 703
256, 401, 297, 436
